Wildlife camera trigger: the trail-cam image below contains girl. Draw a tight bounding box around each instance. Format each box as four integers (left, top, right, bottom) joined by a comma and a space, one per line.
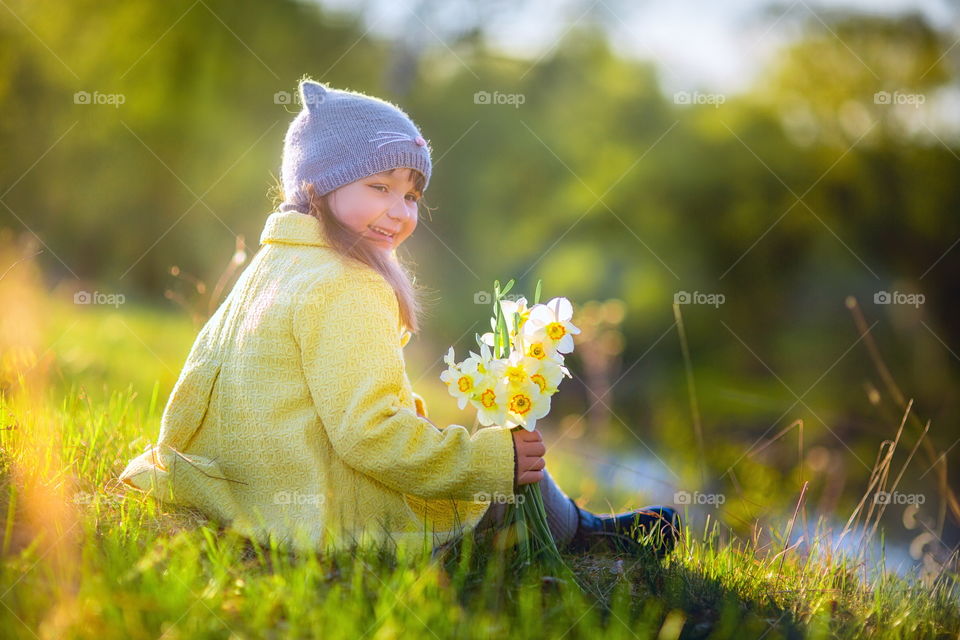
119, 78, 680, 558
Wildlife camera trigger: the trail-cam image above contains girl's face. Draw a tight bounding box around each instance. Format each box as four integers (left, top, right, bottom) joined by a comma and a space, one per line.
327, 168, 421, 251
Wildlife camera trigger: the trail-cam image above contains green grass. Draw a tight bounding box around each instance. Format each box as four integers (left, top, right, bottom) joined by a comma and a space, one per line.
0, 301, 958, 639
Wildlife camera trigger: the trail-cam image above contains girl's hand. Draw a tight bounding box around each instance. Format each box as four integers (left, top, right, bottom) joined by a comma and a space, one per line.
513, 428, 546, 486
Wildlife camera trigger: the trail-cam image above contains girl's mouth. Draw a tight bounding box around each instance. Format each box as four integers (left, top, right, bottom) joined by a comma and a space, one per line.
367, 224, 397, 243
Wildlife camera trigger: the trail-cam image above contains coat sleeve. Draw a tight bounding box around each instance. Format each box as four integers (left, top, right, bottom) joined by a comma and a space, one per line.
293, 269, 516, 502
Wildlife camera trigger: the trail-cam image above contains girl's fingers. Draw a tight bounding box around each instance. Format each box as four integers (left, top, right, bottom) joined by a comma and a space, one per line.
519, 454, 545, 469
517, 442, 547, 458
518, 457, 545, 480
517, 469, 544, 485
513, 429, 546, 485
526, 442, 546, 457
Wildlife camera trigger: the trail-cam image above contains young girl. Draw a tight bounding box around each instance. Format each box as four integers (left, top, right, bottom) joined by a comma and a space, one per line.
119, 78, 680, 558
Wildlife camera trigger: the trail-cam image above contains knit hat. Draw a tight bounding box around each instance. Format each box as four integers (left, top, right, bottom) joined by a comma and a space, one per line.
279, 79, 432, 213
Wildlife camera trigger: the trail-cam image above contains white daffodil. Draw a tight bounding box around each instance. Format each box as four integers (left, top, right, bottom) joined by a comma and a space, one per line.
442, 345, 456, 367
524, 297, 580, 355
440, 347, 483, 410
522, 332, 563, 363
476, 342, 500, 375
499, 296, 530, 333
501, 377, 551, 431
527, 355, 570, 396
470, 367, 508, 426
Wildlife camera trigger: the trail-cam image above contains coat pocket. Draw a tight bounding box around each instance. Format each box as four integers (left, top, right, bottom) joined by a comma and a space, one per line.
157, 359, 222, 454
119, 359, 222, 496
119, 360, 246, 520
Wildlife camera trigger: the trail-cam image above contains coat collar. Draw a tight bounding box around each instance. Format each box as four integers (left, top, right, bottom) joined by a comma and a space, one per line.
260, 210, 412, 343
260, 210, 400, 258
260, 210, 331, 247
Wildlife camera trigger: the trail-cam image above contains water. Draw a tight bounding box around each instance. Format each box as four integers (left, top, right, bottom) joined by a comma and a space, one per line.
561, 446, 928, 579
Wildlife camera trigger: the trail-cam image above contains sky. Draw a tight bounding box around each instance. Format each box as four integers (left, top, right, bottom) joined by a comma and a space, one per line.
314, 0, 958, 93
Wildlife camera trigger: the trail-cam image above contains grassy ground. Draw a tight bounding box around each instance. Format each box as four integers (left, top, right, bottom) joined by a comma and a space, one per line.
0, 298, 958, 639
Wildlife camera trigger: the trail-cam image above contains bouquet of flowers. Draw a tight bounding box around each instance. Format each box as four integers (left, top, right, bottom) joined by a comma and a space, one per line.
441, 279, 580, 568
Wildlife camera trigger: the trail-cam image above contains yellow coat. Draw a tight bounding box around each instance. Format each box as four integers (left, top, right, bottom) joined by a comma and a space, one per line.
119, 210, 516, 554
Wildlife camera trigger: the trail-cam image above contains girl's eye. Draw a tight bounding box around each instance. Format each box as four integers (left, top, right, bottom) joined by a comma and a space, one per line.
370, 184, 419, 202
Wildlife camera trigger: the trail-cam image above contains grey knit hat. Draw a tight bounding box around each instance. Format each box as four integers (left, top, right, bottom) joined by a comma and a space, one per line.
279, 79, 432, 212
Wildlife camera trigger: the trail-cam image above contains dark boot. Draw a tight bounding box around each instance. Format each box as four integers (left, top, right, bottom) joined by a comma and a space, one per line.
565, 498, 682, 557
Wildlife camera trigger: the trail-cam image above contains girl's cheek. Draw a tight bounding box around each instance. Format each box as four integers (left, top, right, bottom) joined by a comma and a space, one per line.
359, 194, 385, 218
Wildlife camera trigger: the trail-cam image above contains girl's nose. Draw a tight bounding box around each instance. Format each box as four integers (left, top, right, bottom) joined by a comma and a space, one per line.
386, 198, 410, 222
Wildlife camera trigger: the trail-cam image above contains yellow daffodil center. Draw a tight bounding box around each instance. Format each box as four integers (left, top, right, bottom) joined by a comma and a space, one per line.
509, 392, 532, 415
546, 322, 566, 340
457, 376, 473, 393
528, 343, 546, 359
531, 373, 547, 393
505, 365, 526, 386
480, 388, 496, 408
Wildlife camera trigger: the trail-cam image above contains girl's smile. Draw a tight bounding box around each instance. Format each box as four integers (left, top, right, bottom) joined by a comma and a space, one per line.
365, 223, 400, 246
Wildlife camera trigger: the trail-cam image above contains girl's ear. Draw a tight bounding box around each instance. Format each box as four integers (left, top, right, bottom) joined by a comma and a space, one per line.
299, 80, 327, 115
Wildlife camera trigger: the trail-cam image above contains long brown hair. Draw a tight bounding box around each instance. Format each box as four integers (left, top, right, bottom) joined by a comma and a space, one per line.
274, 170, 429, 334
